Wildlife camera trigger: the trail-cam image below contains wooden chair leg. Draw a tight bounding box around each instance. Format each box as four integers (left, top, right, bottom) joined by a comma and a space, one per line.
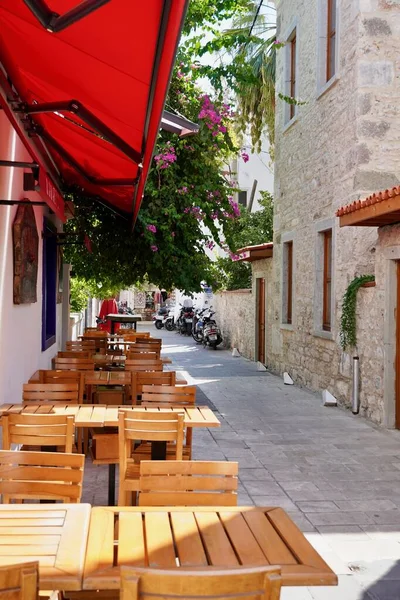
186, 428, 193, 459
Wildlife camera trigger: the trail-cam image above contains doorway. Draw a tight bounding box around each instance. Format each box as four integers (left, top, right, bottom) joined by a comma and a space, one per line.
256, 277, 266, 364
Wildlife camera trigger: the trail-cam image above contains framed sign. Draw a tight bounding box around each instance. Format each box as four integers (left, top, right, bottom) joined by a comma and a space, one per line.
13, 204, 39, 304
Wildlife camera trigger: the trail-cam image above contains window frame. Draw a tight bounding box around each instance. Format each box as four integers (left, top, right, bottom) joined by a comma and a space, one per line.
317, 0, 340, 97
326, 0, 336, 82
281, 234, 295, 328
322, 229, 332, 332
313, 219, 335, 340
41, 218, 57, 351
282, 20, 299, 128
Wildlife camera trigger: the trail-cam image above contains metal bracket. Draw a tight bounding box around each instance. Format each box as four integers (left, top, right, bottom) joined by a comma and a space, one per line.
23, 0, 111, 33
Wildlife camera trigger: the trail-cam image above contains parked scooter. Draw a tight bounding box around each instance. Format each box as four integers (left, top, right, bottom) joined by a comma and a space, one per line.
153, 306, 169, 330
192, 307, 207, 343
202, 307, 223, 349
164, 307, 176, 331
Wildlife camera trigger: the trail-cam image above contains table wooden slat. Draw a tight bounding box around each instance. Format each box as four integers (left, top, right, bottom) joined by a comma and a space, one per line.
170, 511, 208, 567
0, 504, 90, 590
219, 511, 268, 566
194, 511, 239, 567
118, 513, 146, 567
145, 512, 177, 568
243, 509, 297, 565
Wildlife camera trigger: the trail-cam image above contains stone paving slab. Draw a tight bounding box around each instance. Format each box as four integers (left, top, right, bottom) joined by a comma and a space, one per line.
82, 324, 400, 599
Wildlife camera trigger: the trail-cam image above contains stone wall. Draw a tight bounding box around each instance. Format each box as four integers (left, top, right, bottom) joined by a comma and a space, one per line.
213, 290, 254, 359
270, 0, 400, 424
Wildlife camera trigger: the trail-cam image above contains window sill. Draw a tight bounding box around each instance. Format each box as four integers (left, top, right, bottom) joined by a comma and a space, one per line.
317, 73, 339, 100
280, 323, 294, 331
313, 329, 334, 341
282, 114, 298, 134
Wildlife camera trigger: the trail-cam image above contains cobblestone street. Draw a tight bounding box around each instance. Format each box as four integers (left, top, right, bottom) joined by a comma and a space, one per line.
83, 324, 400, 599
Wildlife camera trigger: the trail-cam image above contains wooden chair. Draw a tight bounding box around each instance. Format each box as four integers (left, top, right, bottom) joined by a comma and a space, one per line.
0, 561, 39, 600
120, 566, 282, 600
37, 370, 85, 404
131, 341, 162, 352
123, 331, 150, 340
22, 383, 79, 403
57, 351, 91, 358
138, 460, 238, 506
141, 385, 196, 457
118, 410, 184, 506
2, 413, 75, 453
0, 450, 85, 503
82, 331, 108, 338
54, 358, 95, 371
125, 359, 163, 373
130, 371, 176, 404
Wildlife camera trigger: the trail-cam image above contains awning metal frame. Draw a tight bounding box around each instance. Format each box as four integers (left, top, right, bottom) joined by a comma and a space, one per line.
16, 100, 142, 165
23, 0, 111, 33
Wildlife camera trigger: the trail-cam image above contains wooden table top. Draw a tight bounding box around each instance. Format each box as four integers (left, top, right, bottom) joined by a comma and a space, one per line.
92, 355, 172, 366
83, 506, 337, 590
0, 404, 220, 428
29, 369, 186, 386
0, 504, 91, 590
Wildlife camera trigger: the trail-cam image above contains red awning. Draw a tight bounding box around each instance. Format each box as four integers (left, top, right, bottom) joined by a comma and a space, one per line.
0, 1, 188, 220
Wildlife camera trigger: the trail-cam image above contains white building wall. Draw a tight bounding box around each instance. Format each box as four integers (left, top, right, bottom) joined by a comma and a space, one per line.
0, 112, 63, 405
236, 137, 274, 212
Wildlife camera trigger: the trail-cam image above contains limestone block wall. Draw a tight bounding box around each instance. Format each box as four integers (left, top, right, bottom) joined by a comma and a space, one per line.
213, 290, 254, 359
270, 0, 400, 424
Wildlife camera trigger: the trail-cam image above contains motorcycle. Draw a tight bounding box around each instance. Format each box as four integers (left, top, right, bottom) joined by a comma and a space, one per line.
176, 300, 194, 335
164, 307, 176, 331
202, 308, 223, 349
192, 307, 206, 343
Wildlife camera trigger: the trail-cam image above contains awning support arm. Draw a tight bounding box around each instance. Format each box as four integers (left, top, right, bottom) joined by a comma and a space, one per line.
30, 124, 138, 187
16, 100, 142, 165
0, 199, 47, 207
23, 0, 111, 33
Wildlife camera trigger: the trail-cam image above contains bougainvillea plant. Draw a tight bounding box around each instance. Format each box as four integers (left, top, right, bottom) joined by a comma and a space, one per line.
64, 68, 241, 293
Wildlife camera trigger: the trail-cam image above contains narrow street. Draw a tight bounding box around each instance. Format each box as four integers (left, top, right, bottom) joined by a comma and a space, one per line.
83, 324, 400, 599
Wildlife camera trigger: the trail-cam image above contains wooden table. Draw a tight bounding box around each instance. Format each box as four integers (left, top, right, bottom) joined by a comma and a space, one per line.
0, 404, 220, 428
0, 504, 91, 590
107, 314, 141, 333
83, 506, 337, 589
0, 404, 219, 506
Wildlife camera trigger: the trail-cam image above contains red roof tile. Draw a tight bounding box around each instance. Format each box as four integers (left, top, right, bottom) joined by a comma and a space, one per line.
336, 186, 400, 217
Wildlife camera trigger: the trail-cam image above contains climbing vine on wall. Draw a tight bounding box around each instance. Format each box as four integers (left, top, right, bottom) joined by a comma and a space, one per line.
340, 275, 375, 351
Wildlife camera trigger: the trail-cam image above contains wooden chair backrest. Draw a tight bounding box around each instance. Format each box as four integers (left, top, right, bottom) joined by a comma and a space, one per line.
83, 331, 108, 338
141, 384, 196, 407
22, 382, 79, 404
66, 340, 96, 350
127, 350, 160, 360
54, 357, 95, 371
139, 460, 238, 506
119, 410, 184, 471
37, 370, 84, 403
131, 371, 176, 403
0, 450, 85, 503
125, 360, 163, 373
2, 413, 75, 453
132, 341, 162, 352
120, 566, 282, 600
0, 561, 39, 600
122, 331, 150, 340
58, 351, 91, 358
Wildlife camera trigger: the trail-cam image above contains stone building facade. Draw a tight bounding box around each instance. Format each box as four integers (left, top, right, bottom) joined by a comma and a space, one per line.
270, 0, 400, 425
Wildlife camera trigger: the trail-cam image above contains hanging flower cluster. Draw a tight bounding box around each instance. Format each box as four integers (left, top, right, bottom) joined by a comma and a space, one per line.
241, 151, 250, 163
150, 245, 158, 252
198, 95, 232, 138
177, 187, 188, 194
154, 142, 177, 169
205, 240, 215, 250
146, 224, 157, 233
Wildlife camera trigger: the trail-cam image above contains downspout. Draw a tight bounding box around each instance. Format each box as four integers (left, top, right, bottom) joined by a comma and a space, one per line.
352, 355, 360, 414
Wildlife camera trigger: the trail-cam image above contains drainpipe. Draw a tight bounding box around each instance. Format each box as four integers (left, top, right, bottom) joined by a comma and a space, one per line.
352, 356, 360, 414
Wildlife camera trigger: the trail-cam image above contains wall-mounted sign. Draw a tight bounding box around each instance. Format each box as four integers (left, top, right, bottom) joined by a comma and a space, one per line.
39, 169, 65, 221
13, 204, 39, 304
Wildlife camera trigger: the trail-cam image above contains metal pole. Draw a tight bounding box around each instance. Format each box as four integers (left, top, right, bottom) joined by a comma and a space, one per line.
352, 356, 360, 414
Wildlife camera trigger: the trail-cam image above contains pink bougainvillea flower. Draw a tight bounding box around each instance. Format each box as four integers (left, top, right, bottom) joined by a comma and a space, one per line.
146, 224, 157, 233
241, 151, 250, 163
171, 232, 175, 237
150, 245, 158, 252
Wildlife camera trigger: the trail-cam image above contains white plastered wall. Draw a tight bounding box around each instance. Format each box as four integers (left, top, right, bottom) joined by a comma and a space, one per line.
0, 111, 62, 405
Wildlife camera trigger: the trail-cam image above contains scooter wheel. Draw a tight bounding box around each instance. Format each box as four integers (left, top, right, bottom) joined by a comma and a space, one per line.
165, 322, 174, 331
155, 321, 163, 330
